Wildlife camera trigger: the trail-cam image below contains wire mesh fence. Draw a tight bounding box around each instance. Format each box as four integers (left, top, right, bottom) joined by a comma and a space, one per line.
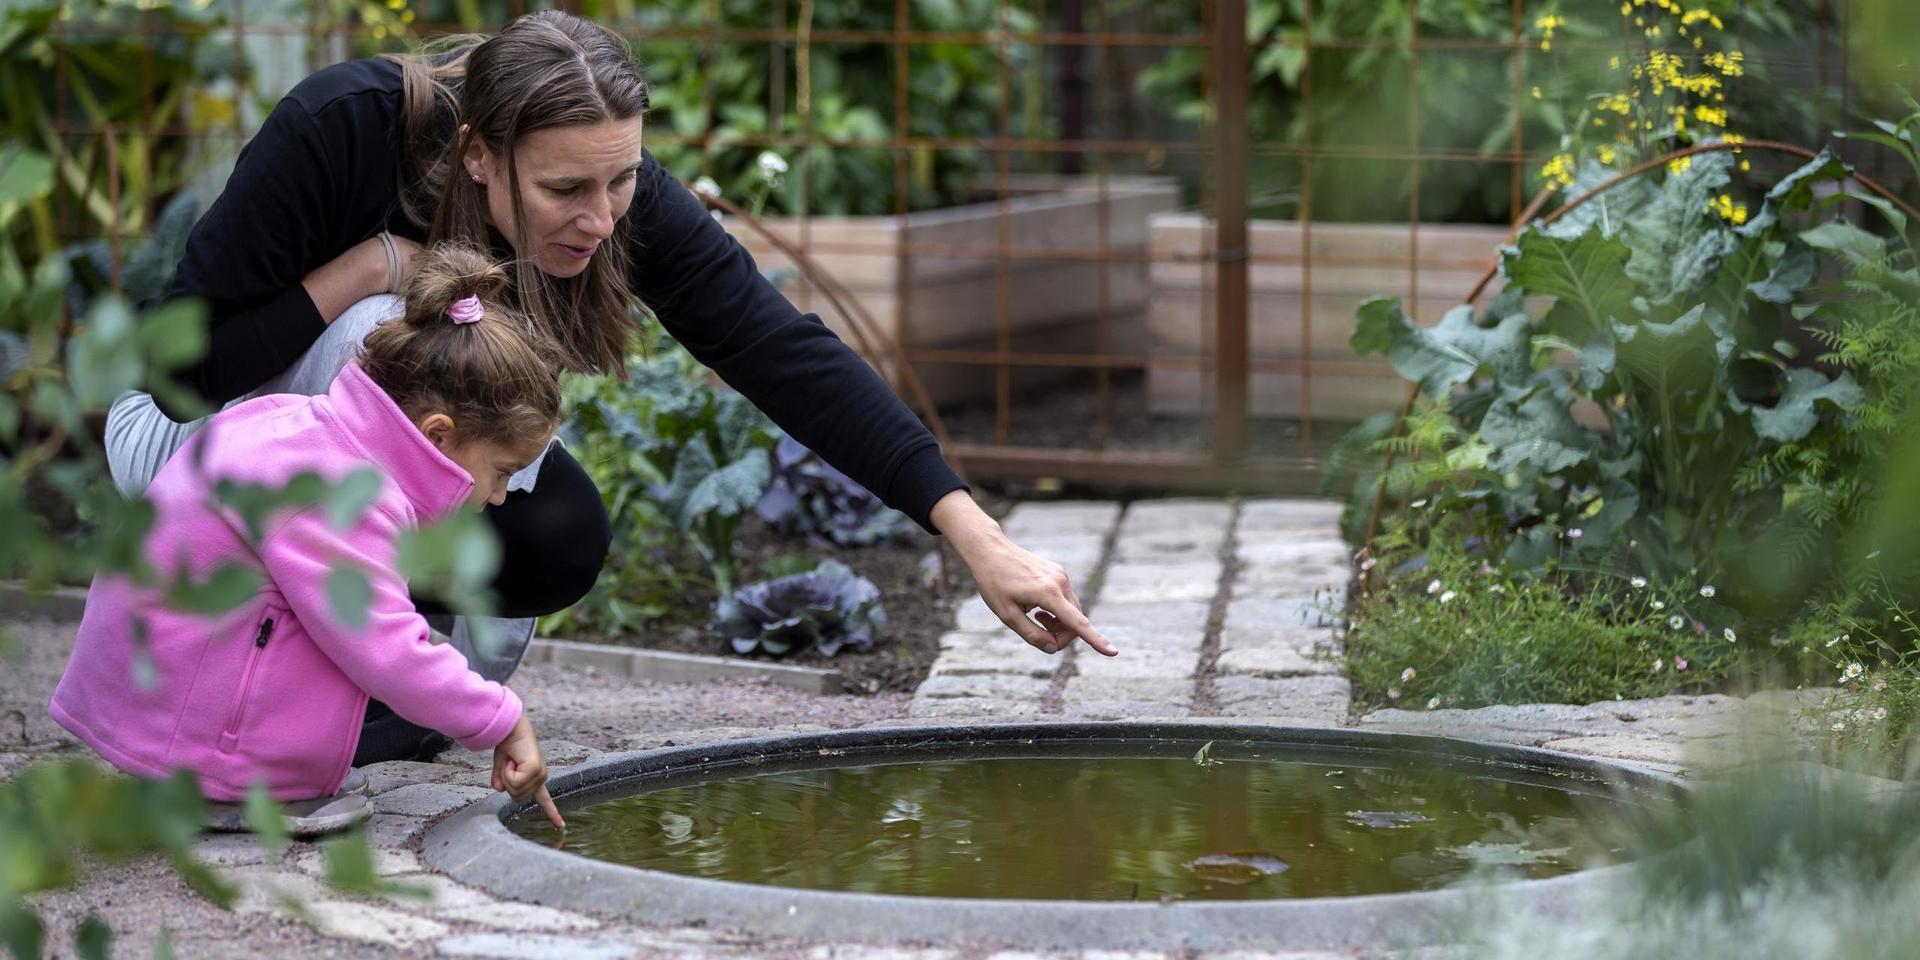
13, 0, 1882, 492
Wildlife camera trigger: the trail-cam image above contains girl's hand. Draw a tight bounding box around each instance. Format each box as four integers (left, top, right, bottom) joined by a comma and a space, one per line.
492, 713, 565, 831
930, 490, 1118, 657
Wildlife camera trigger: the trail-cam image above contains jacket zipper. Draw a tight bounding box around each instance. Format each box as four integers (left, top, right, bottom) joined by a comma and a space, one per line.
219, 617, 274, 748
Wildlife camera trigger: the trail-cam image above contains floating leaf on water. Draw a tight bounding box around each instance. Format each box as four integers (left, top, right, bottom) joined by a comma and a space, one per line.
1192, 741, 1221, 767
659, 812, 695, 841
1447, 841, 1570, 867
1184, 851, 1290, 884
1346, 810, 1433, 829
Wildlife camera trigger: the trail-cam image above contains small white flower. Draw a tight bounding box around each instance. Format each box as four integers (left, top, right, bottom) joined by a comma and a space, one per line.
1567, 528, 1584, 540
1439, 590, 1457, 605
690, 175, 722, 200
1872, 707, 1889, 722
1674, 657, 1689, 671
1699, 585, 1717, 599
1652, 600, 1666, 611
1723, 628, 1737, 644
1359, 557, 1378, 572
1841, 662, 1865, 683
1387, 687, 1402, 700
1410, 499, 1429, 509
1427, 579, 1443, 595
756, 150, 790, 178
1831, 719, 1848, 732
1488, 583, 1506, 594
1652, 658, 1665, 673
1401, 667, 1418, 682
1669, 615, 1685, 631
1426, 696, 1442, 710
1630, 577, 1647, 589
1872, 679, 1888, 692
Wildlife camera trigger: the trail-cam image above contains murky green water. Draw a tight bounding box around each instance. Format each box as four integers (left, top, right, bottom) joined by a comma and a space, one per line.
510, 748, 1641, 901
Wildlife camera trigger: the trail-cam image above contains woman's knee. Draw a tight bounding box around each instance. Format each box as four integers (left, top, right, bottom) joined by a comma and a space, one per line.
488, 447, 609, 617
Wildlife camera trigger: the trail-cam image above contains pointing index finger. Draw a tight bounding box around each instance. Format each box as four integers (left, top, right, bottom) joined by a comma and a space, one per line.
535, 784, 566, 832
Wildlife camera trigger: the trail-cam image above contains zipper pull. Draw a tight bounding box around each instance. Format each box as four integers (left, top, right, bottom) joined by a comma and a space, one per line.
255, 618, 274, 648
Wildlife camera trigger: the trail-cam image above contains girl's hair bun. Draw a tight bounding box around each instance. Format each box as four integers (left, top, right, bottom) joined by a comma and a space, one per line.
401, 242, 511, 329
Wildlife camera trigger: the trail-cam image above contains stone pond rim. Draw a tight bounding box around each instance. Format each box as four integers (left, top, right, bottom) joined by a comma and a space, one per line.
421, 721, 1683, 953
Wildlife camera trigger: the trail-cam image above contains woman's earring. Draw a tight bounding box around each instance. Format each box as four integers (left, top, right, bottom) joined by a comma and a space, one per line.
470, 173, 485, 185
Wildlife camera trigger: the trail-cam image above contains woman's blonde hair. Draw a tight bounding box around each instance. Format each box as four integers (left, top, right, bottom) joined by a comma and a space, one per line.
359, 243, 562, 446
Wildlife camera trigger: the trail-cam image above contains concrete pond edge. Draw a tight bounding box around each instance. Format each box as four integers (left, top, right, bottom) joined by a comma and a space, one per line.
422, 720, 1685, 953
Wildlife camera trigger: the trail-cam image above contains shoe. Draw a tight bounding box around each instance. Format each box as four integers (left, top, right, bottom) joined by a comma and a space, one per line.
203, 789, 372, 839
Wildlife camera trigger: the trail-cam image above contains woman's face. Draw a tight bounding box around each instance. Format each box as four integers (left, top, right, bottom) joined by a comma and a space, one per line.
463, 117, 646, 279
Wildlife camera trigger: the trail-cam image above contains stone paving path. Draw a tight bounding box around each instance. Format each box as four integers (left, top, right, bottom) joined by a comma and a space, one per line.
9, 496, 1824, 959
914, 497, 1352, 725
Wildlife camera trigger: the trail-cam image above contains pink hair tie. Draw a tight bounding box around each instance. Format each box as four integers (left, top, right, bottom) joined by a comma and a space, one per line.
447, 295, 484, 325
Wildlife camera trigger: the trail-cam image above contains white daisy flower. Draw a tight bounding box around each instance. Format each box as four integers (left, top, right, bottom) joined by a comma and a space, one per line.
1842, 662, 1865, 683
1439, 591, 1457, 605
1567, 528, 1584, 540
1652, 600, 1666, 611
1652, 658, 1664, 673
1387, 687, 1402, 700
1723, 628, 1737, 644
691, 175, 722, 200
1630, 577, 1648, 589
1669, 615, 1685, 630
1831, 719, 1848, 732
756, 150, 790, 178
1427, 579, 1443, 595
1426, 697, 1441, 710
1699, 585, 1717, 599
1872, 707, 1889, 722
1401, 667, 1418, 682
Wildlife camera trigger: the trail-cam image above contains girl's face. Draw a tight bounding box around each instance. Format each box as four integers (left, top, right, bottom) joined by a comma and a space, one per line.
419, 414, 556, 509
462, 118, 646, 279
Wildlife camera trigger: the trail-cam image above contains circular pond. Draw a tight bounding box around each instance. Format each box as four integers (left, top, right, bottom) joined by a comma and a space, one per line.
423, 722, 1680, 951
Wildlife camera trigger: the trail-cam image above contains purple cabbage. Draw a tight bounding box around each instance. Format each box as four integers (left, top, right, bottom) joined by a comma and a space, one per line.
708, 560, 887, 657
755, 435, 916, 547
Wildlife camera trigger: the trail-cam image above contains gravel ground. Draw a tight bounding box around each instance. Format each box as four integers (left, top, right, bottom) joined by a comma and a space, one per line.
2, 613, 914, 959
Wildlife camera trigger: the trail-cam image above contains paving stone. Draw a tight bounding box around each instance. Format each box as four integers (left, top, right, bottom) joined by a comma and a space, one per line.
954, 595, 1007, 634
1119, 498, 1234, 535
613, 723, 833, 751
293, 846, 423, 879
189, 834, 278, 868
807, 947, 961, 960
1231, 561, 1350, 599
1000, 501, 1122, 539
907, 696, 1046, 720
1214, 645, 1341, 678
1358, 695, 1750, 746
1224, 595, 1343, 630
359, 760, 488, 794
1088, 601, 1214, 636
1111, 528, 1228, 564
1539, 735, 1696, 767
368, 812, 434, 848
927, 644, 1066, 679
226, 865, 335, 916
1063, 673, 1194, 705
536, 739, 601, 767
1099, 561, 1223, 603
371, 782, 495, 818
1234, 536, 1350, 567
437, 899, 602, 932
915, 673, 1054, 701
432, 748, 495, 771
938, 630, 1014, 652
1237, 498, 1343, 532
1213, 675, 1351, 723
1217, 622, 1336, 658
374, 872, 495, 912
1074, 644, 1201, 680
1060, 699, 1193, 720
305, 899, 451, 947
437, 933, 641, 960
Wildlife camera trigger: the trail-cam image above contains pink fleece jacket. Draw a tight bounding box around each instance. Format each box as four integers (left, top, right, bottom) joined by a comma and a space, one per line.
50, 361, 523, 801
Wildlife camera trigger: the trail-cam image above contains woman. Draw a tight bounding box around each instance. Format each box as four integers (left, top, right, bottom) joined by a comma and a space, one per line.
108, 10, 1115, 763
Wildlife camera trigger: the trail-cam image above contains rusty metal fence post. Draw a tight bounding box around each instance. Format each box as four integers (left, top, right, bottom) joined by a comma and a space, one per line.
1210, 0, 1250, 464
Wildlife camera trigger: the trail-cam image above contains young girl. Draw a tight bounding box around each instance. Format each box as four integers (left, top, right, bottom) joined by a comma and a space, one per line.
51, 244, 567, 835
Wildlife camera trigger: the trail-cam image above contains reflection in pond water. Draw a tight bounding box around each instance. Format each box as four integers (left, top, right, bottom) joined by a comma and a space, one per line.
510, 753, 1635, 901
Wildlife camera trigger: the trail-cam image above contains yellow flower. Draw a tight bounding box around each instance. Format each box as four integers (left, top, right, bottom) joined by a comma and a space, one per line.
1739, 159, 1752, 171
387, 0, 404, 9
1532, 86, 1543, 100
1609, 56, 1622, 70
1707, 193, 1749, 224
1597, 144, 1618, 165
1668, 156, 1693, 175
1694, 105, 1728, 127
1541, 152, 1577, 187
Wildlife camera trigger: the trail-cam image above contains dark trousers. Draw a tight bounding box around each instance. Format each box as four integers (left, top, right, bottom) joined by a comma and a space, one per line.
351, 444, 609, 766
